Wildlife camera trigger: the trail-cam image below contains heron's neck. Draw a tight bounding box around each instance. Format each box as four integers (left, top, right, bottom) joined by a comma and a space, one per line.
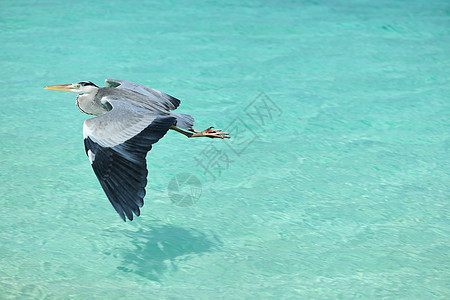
76, 90, 108, 116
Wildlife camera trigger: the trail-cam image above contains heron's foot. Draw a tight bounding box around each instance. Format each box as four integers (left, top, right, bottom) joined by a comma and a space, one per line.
190, 127, 229, 139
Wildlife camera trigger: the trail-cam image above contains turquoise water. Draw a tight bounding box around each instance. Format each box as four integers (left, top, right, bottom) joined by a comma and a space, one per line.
1, 0, 449, 298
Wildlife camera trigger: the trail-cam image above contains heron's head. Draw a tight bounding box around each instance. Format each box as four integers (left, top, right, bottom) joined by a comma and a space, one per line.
44, 81, 99, 94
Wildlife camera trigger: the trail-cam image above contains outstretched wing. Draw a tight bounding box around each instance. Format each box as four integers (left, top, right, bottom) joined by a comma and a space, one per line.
105, 79, 181, 111
83, 100, 176, 221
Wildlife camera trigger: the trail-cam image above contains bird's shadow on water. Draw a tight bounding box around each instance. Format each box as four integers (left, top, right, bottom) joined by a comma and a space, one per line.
112, 225, 222, 282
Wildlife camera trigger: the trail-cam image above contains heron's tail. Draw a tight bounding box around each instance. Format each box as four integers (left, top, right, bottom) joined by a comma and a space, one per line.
171, 113, 195, 131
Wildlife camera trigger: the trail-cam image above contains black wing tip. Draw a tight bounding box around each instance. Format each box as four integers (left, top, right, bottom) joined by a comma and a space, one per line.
105, 80, 121, 88
123, 205, 141, 221
168, 94, 181, 106
111, 195, 143, 222
117, 205, 140, 222
164, 93, 181, 110
125, 211, 133, 221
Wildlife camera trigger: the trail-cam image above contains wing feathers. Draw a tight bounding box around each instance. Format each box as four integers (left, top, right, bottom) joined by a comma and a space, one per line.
105, 79, 181, 111
84, 101, 176, 221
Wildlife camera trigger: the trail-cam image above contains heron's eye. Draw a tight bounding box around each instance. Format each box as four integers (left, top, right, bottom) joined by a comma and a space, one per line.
75, 84, 81, 88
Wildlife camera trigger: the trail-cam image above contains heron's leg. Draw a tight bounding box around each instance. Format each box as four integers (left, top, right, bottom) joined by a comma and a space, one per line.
170, 125, 229, 139
190, 127, 230, 139
170, 125, 194, 137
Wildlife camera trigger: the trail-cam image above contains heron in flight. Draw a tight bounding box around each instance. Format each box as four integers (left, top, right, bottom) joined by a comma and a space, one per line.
44, 79, 229, 221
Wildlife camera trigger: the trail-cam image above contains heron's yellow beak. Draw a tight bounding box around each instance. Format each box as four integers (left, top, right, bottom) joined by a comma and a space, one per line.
43, 84, 76, 92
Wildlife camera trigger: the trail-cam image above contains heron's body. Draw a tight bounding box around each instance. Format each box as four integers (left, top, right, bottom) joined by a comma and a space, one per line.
76, 89, 108, 116
44, 79, 228, 221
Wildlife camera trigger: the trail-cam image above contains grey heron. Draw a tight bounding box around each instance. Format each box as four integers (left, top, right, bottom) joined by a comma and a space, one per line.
44, 79, 229, 221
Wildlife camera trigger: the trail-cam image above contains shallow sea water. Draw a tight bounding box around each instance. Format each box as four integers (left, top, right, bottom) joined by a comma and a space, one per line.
0, 0, 449, 298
